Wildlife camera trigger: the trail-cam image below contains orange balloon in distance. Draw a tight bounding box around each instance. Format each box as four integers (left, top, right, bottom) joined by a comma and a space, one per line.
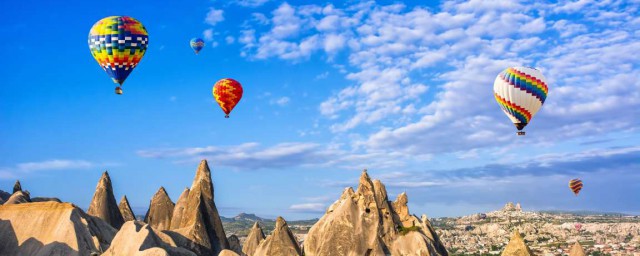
212, 78, 243, 118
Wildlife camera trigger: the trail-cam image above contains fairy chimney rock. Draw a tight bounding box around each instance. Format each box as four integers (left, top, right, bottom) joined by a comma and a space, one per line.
87, 171, 125, 229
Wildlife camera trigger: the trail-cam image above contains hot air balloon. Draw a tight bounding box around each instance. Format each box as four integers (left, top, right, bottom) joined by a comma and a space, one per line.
212, 78, 243, 118
569, 179, 583, 196
575, 223, 582, 231
493, 67, 548, 135
479, 213, 487, 220
88, 16, 149, 95
190, 38, 205, 54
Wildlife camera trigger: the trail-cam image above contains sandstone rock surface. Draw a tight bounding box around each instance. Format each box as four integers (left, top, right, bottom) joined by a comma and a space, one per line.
4, 190, 31, 205
87, 171, 125, 229
102, 221, 195, 256
569, 242, 585, 256
219, 249, 240, 256
304, 170, 447, 256
253, 216, 301, 256
242, 221, 265, 256
169, 160, 229, 255
227, 234, 243, 255
501, 229, 533, 256
0, 202, 116, 256
145, 187, 175, 230
119, 195, 136, 222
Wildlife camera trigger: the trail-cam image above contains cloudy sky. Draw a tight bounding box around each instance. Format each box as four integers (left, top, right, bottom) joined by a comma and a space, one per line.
1, 0, 639, 220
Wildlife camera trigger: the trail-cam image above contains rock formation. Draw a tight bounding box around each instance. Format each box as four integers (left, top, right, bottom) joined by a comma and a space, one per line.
502, 202, 517, 212
227, 235, 243, 255
169, 188, 190, 230
253, 216, 302, 256
515, 203, 522, 211
13, 180, 22, 193
501, 229, 533, 256
87, 171, 125, 229
102, 221, 195, 256
0, 189, 10, 204
0, 202, 116, 255
169, 160, 229, 255
569, 242, 586, 256
304, 170, 447, 256
4, 190, 31, 205
31, 197, 62, 203
242, 221, 266, 256
219, 249, 240, 256
145, 187, 175, 230
119, 195, 136, 222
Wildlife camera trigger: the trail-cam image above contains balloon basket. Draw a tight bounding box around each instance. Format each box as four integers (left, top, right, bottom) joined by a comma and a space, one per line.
115, 87, 123, 95
517, 131, 525, 136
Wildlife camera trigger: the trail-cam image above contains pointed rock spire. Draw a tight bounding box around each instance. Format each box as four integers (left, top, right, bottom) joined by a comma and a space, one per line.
88, 171, 124, 229
253, 217, 302, 256
569, 242, 586, 256
501, 229, 533, 256
145, 186, 175, 230
12, 180, 22, 194
227, 234, 243, 255
169, 160, 228, 255
119, 195, 136, 222
243, 221, 266, 256
4, 190, 31, 205
169, 187, 190, 230
304, 171, 446, 256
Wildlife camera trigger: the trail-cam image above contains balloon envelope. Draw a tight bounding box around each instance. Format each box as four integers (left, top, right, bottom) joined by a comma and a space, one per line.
88, 16, 148, 86
493, 67, 548, 132
569, 178, 583, 195
212, 78, 243, 118
190, 38, 205, 54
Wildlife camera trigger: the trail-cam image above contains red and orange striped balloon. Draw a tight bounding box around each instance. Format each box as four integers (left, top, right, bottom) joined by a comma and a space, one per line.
212, 78, 243, 118
569, 178, 583, 196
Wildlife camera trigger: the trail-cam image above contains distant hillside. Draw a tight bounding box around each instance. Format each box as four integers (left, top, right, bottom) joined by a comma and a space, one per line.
221, 213, 318, 236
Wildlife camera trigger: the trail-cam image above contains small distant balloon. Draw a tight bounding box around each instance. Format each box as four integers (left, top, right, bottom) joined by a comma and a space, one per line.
569, 178, 583, 196
212, 78, 243, 118
479, 213, 487, 220
88, 16, 149, 95
493, 67, 548, 135
190, 38, 205, 54
575, 223, 582, 231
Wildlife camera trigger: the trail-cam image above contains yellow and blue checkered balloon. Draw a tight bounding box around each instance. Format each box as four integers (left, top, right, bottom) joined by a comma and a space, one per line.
88, 16, 148, 88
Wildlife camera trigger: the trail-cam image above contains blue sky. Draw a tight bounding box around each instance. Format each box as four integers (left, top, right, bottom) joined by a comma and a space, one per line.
1, 0, 639, 220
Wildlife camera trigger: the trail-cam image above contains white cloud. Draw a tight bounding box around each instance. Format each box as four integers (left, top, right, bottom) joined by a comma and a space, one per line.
203, 29, 214, 41
205, 8, 225, 26
315, 71, 329, 80
0, 159, 105, 179
16, 160, 94, 172
234, 0, 270, 8
289, 203, 326, 213
270, 96, 290, 106
225, 36, 235, 44
237, 0, 640, 157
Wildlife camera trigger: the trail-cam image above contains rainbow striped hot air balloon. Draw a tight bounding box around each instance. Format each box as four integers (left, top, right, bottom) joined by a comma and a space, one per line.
190, 38, 205, 54
212, 78, 243, 118
88, 16, 149, 95
493, 67, 548, 135
569, 178, 583, 196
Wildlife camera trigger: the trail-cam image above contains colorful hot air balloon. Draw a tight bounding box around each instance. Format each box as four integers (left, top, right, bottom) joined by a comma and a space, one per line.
575, 223, 582, 231
190, 38, 205, 54
569, 178, 583, 196
212, 78, 243, 118
493, 67, 548, 135
88, 16, 149, 95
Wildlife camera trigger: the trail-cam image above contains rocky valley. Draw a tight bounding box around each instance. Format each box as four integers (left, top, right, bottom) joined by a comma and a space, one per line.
0, 160, 638, 256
